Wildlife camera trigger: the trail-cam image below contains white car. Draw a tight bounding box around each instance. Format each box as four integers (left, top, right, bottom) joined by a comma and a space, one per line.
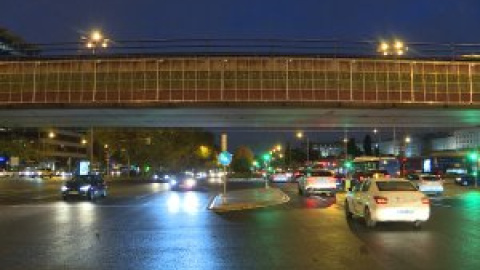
345, 178, 430, 228
415, 175, 444, 196
270, 172, 290, 182
298, 170, 337, 196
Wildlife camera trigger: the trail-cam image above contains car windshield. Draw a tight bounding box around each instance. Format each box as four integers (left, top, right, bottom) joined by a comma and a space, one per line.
309, 171, 333, 177
70, 175, 101, 184
376, 181, 417, 191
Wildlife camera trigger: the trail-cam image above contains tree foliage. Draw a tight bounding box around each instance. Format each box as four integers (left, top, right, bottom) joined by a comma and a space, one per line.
94, 128, 215, 171
347, 138, 362, 158
231, 145, 254, 173
363, 135, 373, 156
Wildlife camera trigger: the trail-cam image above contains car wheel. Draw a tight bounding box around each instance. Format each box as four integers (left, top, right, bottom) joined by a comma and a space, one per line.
364, 208, 376, 228
62, 195, 68, 201
413, 221, 423, 229
345, 200, 353, 219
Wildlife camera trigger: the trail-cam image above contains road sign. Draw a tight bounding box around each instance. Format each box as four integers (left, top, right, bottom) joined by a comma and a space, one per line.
218, 151, 233, 166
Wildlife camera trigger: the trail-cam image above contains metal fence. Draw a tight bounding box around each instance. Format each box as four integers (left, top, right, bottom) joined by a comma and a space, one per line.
1, 56, 480, 105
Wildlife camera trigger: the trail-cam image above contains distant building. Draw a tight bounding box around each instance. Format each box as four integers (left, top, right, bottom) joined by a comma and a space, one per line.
378, 137, 422, 157
0, 128, 87, 170
311, 143, 342, 157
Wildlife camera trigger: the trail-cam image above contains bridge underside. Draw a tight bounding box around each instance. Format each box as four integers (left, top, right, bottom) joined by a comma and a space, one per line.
1, 103, 480, 128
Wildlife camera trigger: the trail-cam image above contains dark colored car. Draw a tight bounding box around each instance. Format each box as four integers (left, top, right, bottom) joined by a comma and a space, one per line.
61, 175, 107, 200
152, 171, 175, 182
292, 168, 306, 182
169, 172, 198, 191
454, 174, 479, 186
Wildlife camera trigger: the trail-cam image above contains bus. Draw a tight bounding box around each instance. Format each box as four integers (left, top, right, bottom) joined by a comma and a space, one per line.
352, 156, 401, 177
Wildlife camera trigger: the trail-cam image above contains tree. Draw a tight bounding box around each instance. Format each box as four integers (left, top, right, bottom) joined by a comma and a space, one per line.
231, 145, 254, 173
363, 135, 373, 156
347, 138, 362, 158
94, 128, 215, 172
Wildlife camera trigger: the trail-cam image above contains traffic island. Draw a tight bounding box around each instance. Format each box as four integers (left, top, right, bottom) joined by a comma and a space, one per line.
208, 187, 290, 212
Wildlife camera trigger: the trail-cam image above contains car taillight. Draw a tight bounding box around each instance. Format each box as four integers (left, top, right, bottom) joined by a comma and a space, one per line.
422, 197, 430, 204
373, 196, 388, 204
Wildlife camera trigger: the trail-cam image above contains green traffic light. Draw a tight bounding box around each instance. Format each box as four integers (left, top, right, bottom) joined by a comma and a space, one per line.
263, 153, 271, 161
468, 151, 479, 161
344, 161, 352, 168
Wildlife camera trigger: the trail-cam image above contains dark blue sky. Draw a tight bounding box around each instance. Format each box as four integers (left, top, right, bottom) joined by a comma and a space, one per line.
1, 0, 480, 44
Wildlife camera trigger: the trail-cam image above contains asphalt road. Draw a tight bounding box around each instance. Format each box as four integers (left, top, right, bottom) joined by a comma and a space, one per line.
0, 178, 480, 270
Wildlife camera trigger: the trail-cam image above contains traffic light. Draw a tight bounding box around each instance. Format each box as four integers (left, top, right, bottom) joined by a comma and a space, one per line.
344, 160, 353, 169
468, 151, 478, 162
263, 153, 271, 162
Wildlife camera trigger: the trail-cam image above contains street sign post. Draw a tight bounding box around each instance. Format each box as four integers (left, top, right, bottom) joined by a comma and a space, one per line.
218, 151, 232, 200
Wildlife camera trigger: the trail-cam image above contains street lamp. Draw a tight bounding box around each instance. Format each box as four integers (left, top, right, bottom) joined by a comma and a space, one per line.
276, 144, 282, 151
82, 30, 109, 54
378, 40, 408, 56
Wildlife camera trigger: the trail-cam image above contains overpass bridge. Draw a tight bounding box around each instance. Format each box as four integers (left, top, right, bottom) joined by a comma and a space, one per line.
1, 55, 480, 127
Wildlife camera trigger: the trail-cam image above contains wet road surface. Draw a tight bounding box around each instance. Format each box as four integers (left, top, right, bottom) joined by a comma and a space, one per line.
1, 179, 479, 270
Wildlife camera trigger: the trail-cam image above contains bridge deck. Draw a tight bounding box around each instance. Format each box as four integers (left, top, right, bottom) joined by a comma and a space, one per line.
1, 56, 480, 106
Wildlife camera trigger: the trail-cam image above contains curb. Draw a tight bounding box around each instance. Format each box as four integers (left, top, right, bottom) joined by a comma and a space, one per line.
208, 189, 290, 212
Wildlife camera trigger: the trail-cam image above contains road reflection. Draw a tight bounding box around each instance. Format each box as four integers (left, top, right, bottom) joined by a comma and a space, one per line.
166, 192, 201, 214
303, 195, 337, 209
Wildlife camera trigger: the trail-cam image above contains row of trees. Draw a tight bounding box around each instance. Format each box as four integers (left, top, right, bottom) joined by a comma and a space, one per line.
94, 128, 216, 172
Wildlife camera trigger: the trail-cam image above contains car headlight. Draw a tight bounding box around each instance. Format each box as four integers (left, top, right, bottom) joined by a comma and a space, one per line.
164, 175, 170, 179
61, 186, 68, 192
153, 175, 158, 180
170, 180, 177, 185
456, 177, 462, 181
186, 178, 196, 187
79, 185, 91, 191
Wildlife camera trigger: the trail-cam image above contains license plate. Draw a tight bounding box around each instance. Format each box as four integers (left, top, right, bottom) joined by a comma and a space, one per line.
69, 191, 79, 194
397, 209, 413, 214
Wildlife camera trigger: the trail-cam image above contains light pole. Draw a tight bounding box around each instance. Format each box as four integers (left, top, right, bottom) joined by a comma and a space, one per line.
121, 148, 131, 178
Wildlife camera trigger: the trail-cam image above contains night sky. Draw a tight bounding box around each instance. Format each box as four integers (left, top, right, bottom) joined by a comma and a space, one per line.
2, 0, 480, 44
0, 0, 477, 151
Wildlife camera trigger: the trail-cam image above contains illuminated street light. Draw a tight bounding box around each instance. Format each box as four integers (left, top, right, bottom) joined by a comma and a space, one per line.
276, 144, 282, 151
48, 131, 56, 139
405, 136, 411, 144
82, 30, 109, 54
296, 131, 303, 139
378, 39, 408, 56
81, 139, 87, 145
